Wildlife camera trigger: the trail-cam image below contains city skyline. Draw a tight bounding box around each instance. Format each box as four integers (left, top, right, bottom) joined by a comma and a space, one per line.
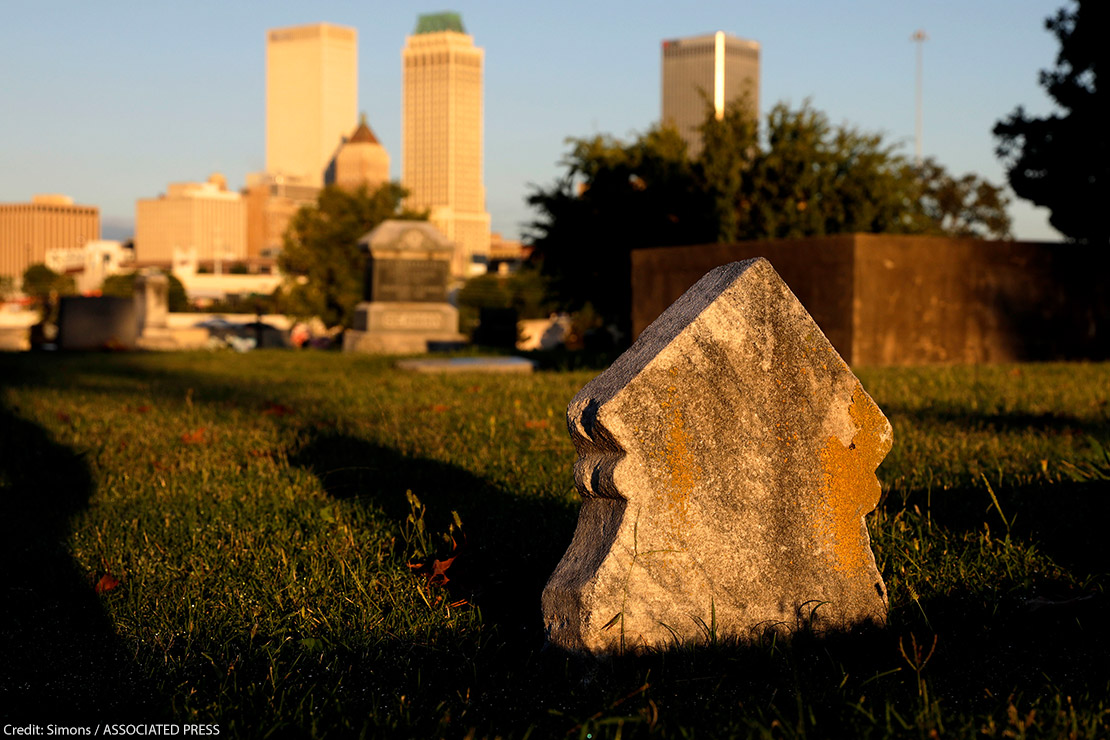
0, 1, 1068, 243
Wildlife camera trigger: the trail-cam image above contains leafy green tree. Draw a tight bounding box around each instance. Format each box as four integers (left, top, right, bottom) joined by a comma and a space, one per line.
529, 98, 1013, 335
22, 263, 75, 303
22, 263, 76, 323
994, 0, 1108, 243
278, 183, 424, 329
736, 101, 926, 239
527, 127, 715, 336
698, 93, 759, 242
457, 268, 555, 319
917, 158, 1012, 239
100, 271, 189, 312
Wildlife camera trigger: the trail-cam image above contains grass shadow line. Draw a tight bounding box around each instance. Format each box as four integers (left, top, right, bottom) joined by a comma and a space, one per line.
0, 400, 165, 720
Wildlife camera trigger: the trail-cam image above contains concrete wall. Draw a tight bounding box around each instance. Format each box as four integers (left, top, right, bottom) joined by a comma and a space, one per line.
631, 234, 1108, 365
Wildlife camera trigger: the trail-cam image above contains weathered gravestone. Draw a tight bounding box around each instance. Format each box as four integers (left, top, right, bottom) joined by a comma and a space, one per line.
133, 270, 177, 350
542, 258, 892, 653
343, 220, 466, 354
56, 296, 137, 350
133, 269, 169, 331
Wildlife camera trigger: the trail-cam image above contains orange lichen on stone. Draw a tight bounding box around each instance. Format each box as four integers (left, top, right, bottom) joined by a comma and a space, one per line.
816, 385, 891, 574
658, 374, 700, 538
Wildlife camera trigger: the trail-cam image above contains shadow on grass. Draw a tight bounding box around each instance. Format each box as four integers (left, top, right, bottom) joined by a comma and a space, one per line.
0, 401, 164, 721
287, 428, 579, 642
883, 404, 1110, 437
883, 478, 1110, 575
198, 588, 1108, 737
283, 429, 1110, 734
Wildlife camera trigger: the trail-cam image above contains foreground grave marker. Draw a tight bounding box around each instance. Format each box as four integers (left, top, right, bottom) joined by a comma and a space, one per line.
542, 258, 892, 653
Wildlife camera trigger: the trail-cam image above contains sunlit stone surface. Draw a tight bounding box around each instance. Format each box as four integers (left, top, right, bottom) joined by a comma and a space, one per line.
542, 258, 892, 654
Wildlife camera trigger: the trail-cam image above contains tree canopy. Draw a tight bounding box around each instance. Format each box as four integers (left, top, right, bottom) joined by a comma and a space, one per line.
994, 0, 1108, 243
528, 98, 1011, 333
22, 263, 75, 303
526, 127, 715, 337
277, 183, 425, 329
100, 271, 189, 312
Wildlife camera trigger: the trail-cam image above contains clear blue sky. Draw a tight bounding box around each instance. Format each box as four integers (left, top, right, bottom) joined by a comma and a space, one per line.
0, 0, 1066, 242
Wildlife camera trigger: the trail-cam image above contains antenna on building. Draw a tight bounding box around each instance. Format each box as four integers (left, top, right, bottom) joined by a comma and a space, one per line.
912, 29, 928, 167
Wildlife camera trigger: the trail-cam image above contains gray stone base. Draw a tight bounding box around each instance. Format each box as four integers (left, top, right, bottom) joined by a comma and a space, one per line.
343, 329, 466, 354
344, 301, 465, 355
353, 302, 458, 332
137, 327, 210, 351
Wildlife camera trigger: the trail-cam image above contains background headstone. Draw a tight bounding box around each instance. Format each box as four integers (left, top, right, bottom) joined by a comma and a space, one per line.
344, 220, 466, 354
542, 258, 892, 653
57, 297, 137, 350
133, 270, 169, 331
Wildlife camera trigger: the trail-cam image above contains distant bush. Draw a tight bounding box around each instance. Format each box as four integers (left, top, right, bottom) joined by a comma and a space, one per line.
100, 271, 189, 312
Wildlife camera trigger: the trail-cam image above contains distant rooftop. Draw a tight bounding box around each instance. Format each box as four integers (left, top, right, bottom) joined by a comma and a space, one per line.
348, 113, 380, 145
414, 12, 465, 34
662, 31, 760, 49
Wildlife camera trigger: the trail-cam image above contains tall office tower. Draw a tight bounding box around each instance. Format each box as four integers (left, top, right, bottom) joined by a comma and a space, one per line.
266, 23, 358, 186
0, 195, 99, 285
402, 12, 491, 277
662, 32, 760, 157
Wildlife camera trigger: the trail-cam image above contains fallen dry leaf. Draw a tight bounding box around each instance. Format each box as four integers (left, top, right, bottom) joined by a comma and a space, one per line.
95, 574, 120, 594
262, 402, 295, 416
408, 555, 458, 588
181, 428, 207, 444
525, 419, 550, 430
431, 404, 450, 413
428, 556, 456, 587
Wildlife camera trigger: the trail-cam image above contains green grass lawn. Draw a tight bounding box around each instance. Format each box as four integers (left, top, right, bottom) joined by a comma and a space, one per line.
2, 351, 1108, 738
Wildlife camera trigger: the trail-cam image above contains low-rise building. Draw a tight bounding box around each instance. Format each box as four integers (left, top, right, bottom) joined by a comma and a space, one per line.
44, 239, 133, 293
243, 172, 320, 259
0, 194, 100, 286
135, 174, 247, 265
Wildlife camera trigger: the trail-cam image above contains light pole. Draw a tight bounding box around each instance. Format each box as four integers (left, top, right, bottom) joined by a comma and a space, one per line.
912, 29, 928, 167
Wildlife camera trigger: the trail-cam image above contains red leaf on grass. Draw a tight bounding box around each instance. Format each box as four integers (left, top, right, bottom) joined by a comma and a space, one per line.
95, 574, 120, 594
181, 428, 206, 444
262, 402, 295, 416
431, 404, 449, 413
56, 412, 71, 423
407, 555, 458, 587
135, 405, 150, 414
427, 556, 456, 587
524, 419, 549, 430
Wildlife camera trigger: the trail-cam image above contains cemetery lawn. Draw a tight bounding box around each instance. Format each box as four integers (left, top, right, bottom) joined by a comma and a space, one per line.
2, 351, 1108, 738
